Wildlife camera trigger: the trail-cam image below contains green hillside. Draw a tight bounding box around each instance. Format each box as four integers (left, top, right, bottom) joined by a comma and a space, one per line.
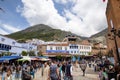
6, 24, 80, 42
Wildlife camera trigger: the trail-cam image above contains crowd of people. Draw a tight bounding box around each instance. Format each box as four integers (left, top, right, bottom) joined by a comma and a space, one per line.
0, 61, 40, 80
87, 58, 120, 80
0, 59, 89, 80
0, 57, 120, 80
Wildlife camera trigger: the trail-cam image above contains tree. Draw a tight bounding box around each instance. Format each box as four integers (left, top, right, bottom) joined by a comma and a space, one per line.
0, 52, 5, 56
28, 51, 36, 56
0, 52, 11, 56
81, 55, 85, 59
5, 52, 11, 56
88, 52, 92, 55
56, 55, 62, 60
1, 52, 5, 56
37, 51, 43, 56
21, 51, 28, 56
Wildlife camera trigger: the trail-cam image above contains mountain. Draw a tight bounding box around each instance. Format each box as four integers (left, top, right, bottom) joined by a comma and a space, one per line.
6, 24, 82, 42
89, 28, 108, 44
6, 24, 108, 44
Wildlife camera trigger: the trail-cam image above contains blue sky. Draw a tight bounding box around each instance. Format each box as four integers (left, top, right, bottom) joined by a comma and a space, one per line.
0, 0, 29, 34
0, 0, 108, 37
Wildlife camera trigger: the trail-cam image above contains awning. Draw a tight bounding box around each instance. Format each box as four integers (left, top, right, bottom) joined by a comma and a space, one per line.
36, 56, 49, 59
36, 56, 50, 61
31, 58, 40, 61
0, 56, 22, 62
17, 56, 31, 62
39, 58, 50, 61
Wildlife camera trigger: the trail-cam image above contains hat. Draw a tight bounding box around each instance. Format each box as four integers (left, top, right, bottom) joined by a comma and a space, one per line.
109, 65, 113, 69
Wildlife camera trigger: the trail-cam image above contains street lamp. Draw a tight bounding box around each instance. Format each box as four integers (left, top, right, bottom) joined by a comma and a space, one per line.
108, 27, 120, 65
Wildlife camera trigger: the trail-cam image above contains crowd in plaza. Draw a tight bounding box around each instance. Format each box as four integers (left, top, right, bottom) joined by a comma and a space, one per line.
88, 58, 120, 80
0, 57, 120, 80
0, 58, 89, 80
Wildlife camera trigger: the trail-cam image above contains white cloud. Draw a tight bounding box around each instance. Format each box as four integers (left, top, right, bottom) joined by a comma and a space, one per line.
18, 0, 108, 37
2, 24, 20, 32
0, 22, 21, 34
0, 29, 9, 35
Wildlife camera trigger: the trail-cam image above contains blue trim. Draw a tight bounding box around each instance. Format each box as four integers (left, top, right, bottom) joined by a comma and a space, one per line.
0, 56, 22, 62
46, 50, 69, 53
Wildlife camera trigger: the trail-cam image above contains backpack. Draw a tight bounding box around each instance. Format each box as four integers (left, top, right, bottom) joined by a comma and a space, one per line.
22, 70, 31, 80
64, 64, 73, 80
50, 65, 58, 80
65, 64, 71, 76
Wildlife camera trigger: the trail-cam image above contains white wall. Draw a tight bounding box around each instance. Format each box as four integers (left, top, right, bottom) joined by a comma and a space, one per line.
0, 35, 37, 55
0, 35, 16, 46
69, 44, 79, 54
78, 45, 92, 55
69, 44, 92, 55
47, 45, 68, 51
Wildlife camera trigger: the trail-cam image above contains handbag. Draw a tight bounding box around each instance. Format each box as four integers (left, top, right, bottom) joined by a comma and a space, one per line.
63, 75, 73, 80
23, 71, 31, 80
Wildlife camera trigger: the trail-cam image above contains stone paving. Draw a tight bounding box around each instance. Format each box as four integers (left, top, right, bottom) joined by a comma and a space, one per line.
34, 66, 99, 80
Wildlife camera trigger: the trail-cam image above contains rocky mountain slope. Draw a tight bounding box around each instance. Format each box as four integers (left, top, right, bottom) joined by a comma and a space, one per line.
6, 24, 108, 44
6, 24, 82, 42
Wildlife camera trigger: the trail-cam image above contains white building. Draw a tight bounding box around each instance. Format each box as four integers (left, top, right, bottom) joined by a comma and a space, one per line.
46, 42, 69, 55
26, 39, 45, 45
45, 42, 92, 56
69, 44, 91, 55
78, 45, 92, 55
69, 44, 79, 54
0, 35, 37, 55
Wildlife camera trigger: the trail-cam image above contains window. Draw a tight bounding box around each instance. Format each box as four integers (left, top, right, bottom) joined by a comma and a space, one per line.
50, 46, 53, 50
12, 42, 15, 45
81, 46, 83, 49
60, 47, 62, 50
1, 38, 5, 42
1, 44, 4, 49
71, 51, 73, 53
56, 47, 58, 50
4, 45, 7, 49
70, 46, 72, 49
74, 51, 76, 53
65, 47, 67, 50
6, 45, 9, 50
9, 46, 11, 49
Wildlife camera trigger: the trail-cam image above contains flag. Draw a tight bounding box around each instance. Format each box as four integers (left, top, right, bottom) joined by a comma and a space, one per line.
0, 8, 5, 12
103, 0, 105, 1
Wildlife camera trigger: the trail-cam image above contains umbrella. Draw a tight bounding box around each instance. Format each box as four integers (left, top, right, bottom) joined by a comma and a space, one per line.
31, 58, 40, 61
17, 56, 31, 62
39, 58, 50, 61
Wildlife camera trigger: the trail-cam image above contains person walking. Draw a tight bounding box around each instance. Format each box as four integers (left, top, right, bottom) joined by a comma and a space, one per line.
30, 66, 35, 79
62, 62, 66, 77
5, 69, 12, 80
79, 59, 87, 76
64, 61, 73, 80
2, 65, 7, 80
12, 67, 16, 80
42, 62, 50, 80
49, 61, 59, 80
